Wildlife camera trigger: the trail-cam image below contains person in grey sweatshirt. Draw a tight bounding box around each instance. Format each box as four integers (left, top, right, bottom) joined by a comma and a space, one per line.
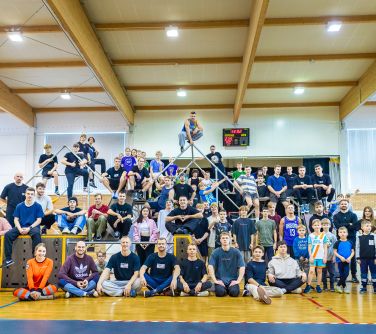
267, 240, 307, 293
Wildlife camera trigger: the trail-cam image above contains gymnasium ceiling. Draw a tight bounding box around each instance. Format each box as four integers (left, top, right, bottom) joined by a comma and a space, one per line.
1, 0, 376, 126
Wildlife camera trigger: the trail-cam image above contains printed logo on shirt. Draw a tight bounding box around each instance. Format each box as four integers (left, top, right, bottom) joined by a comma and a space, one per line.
74, 264, 88, 278
156, 263, 166, 269
369, 240, 375, 246
120, 263, 129, 269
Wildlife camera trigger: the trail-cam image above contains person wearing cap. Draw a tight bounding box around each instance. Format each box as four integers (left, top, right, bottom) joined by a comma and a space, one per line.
38, 143, 60, 195
178, 111, 204, 152
55, 197, 86, 235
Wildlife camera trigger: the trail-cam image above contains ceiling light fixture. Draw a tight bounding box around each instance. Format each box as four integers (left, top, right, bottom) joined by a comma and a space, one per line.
60, 91, 71, 100
293, 87, 305, 95
177, 89, 187, 97
165, 25, 179, 38
7, 30, 23, 42
327, 21, 342, 32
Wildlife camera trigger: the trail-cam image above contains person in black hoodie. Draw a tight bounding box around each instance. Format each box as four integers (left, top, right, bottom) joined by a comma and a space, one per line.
333, 199, 360, 283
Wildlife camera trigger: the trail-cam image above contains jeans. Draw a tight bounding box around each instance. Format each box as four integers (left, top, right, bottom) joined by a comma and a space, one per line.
66, 170, 89, 199
59, 279, 97, 297
269, 277, 303, 293
165, 219, 200, 235
214, 282, 240, 297
57, 214, 86, 231
178, 130, 203, 148
323, 261, 336, 288
94, 158, 106, 174
263, 246, 275, 264
5, 226, 41, 261
315, 187, 335, 203
348, 237, 357, 277
359, 259, 376, 289
337, 262, 350, 288
177, 280, 212, 294
144, 273, 172, 293
293, 188, 315, 204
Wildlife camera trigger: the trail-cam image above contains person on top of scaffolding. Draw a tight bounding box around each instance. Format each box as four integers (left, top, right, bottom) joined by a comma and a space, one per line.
178, 111, 204, 152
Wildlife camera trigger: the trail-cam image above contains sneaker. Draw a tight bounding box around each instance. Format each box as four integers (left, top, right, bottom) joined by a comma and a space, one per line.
39, 295, 54, 300
303, 285, 312, 294
0, 259, 15, 268
89, 181, 97, 188
83, 187, 88, 193
291, 288, 302, 294
304, 204, 310, 214
164, 289, 176, 297
197, 291, 209, 297
242, 290, 250, 297
129, 289, 137, 298
257, 286, 272, 304
180, 291, 190, 297
335, 285, 343, 293
95, 235, 102, 241
281, 288, 287, 294
112, 192, 118, 199
114, 231, 120, 239
316, 285, 322, 293
359, 287, 367, 294
352, 277, 360, 284
180, 146, 184, 153
300, 205, 305, 214
41, 227, 47, 235
70, 227, 78, 235
62, 227, 70, 234
143, 290, 155, 298
343, 285, 351, 294
330, 288, 335, 292
87, 290, 99, 298
65, 292, 71, 299
54, 190, 60, 196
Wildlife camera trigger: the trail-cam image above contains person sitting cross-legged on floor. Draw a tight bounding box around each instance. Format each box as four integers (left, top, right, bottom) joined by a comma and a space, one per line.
87, 193, 109, 241
140, 237, 180, 297
58, 241, 99, 298
55, 197, 86, 235
178, 243, 212, 297
244, 245, 285, 304
97, 236, 141, 297
208, 232, 245, 297
267, 240, 307, 294
13, 243, 57, 301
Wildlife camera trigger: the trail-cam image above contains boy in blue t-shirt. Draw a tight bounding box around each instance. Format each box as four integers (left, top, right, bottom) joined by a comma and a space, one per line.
293, 224, 309, 275
333, 226, 355, 293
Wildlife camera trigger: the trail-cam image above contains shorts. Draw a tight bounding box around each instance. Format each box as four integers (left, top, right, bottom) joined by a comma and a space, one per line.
109, 179, 120, 190
42, 169, 54, 179
243, 192, 259, 200
269, 192, 287, 203
310, 259, 326, 268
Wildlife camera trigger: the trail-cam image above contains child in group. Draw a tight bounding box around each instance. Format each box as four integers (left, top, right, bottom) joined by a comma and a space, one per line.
322, 218, 337, 292
293, 224, 309, 276
304, 219, 328, 293
356, 221, 376, 293
232, 206, 256, 263
121, 147, 137, 180
255, 208, 277, 264
209, 209, 232, 248
333, 226, 355, 293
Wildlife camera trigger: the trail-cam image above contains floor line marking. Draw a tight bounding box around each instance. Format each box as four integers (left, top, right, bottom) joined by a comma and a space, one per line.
0, 301, 19, 309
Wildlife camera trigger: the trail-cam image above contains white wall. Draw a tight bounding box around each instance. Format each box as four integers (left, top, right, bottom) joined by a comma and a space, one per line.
0, 113, 34, 190
132, 107, 340, 158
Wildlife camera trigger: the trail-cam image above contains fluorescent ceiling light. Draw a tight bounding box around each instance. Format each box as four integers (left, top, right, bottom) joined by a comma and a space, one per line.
165, 25, 179, 38
293, 87, 305, 95
327, 21, 342, 32
177, 89, 187, 97
7, 31, 23, 42
60, 92, 71, 100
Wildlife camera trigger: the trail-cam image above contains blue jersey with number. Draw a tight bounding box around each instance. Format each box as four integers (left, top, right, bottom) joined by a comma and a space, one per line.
283, 216, 299, 246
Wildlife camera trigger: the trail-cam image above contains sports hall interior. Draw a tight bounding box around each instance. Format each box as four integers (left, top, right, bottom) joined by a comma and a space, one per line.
0, 1, 376, 334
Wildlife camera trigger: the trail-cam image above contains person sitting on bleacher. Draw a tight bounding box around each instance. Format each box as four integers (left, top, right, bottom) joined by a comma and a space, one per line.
38, 144, 59, 195
267, 165, 289, 209
87, 193, 109, 241
55, 197, 86, 235
128, 157, 152, 200
198, 179, 226, 206
256, 175, 269, 198
13, 243, 57, 301
165, 195, 203, 235
174, 173, 195, 205
58, 241, 99, 298
1, 187, 43, 268
97, 236, 141, 297
146, 176, 174, 213
282, 166, 297, 197
35, 182, 55, 235
312, 164, 335, 205
107, 190, 133, 239
101, 157, 126, 199
293, 166, 315, 214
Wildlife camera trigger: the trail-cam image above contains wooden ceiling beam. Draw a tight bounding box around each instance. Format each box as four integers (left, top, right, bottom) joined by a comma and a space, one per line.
11, 86, 104, 94
112, 57, 242, 66
34, 106, 117, 113
340, 60, 376, 119
0, 25, 60, 33
44, 0, 133, 123
264, 15, 376, 26
0, 80, 34, 126
233, 0, 269, 123
0, 60, 85, 68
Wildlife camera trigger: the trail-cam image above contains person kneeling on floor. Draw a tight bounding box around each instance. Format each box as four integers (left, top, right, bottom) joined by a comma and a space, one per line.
97, 236, 141, 297
58, 241, 99, 298
178, 243, 212, 297
267, 241, 307, 294
14, 243, 57, 301
243, 245, 284, 304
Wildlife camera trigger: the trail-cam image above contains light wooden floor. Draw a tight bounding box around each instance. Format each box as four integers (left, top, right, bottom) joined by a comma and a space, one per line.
0, 285, 375, 324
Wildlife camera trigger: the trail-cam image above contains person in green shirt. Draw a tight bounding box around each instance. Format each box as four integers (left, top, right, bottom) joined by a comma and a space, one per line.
232, 163, 245, 206
255, 208, 277, 264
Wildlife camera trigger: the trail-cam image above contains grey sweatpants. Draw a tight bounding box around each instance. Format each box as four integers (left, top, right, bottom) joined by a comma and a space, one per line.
102, 279, 141, 297
178, 130, 203, 148
245, 284, 284, 300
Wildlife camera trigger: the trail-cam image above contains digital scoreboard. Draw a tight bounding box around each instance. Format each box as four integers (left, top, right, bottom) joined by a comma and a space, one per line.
222, 128, 250, 147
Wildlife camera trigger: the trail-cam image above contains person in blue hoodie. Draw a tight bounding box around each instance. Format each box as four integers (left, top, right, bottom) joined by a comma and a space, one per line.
293, 224, 309, 275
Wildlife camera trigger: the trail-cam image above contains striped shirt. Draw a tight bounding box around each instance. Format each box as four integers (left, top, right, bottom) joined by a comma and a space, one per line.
236, 174, 257, 194
308, 232, 328, 260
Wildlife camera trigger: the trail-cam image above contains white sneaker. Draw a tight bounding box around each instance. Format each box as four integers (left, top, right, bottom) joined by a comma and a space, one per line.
291, 288, 302, 294
180, 292, 189, 296
335, 285, 343, 293
343, 285, 351, 294
62, 227, 70, 234
281, 288, 287, 294
197, 291, 209, 297
65, 292, 71, 298
71, 227, 78, 235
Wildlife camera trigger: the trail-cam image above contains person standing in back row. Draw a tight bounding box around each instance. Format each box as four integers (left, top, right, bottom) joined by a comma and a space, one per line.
178, 111, 203, 152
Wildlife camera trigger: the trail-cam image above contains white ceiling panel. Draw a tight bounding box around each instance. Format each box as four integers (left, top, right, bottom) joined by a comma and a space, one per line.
267, 0, 376, 18
83, 0, 252, 22
250, 59, 374, 82
244, 87, 350, 103
98, 28, 247, 59
117, 63, 242, 85
128, 90, 236, 106
20, 92, 114, 108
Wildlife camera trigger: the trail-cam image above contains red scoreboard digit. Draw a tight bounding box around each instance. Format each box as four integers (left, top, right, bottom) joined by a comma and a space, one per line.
222, 128, 250, 147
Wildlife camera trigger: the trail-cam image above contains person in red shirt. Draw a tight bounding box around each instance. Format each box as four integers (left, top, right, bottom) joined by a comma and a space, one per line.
87, 193, 109, 241
13, 243, 57, 300
268, 202, 281, 239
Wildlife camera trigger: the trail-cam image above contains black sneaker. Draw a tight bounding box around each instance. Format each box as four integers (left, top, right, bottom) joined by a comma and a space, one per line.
352, 277, 360, 284
89, 181, 97, 188
242, 290, 250, 297
0, 259, 15, 268
96, 235, 102, 241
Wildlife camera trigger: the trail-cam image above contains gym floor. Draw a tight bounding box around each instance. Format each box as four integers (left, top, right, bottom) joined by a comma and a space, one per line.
0, 285, 375, 334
